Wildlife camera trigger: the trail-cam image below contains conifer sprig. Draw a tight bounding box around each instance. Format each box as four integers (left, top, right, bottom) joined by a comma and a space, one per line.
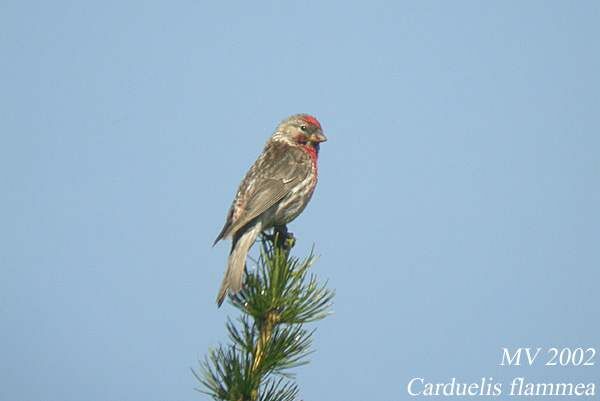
196, 230, 334, 401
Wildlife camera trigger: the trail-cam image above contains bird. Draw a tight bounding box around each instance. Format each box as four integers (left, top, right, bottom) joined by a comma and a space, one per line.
213, 114, 327, 306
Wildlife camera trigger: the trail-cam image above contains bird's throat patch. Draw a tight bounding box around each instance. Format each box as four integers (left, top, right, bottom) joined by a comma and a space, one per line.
302, 144, 319, 173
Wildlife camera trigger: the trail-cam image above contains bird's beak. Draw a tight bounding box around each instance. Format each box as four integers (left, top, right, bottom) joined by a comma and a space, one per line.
309, 132, 327, 143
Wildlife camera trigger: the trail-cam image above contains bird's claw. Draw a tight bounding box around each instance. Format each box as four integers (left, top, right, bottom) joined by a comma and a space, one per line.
283, 233, 296, 249
264, 225, 295, 251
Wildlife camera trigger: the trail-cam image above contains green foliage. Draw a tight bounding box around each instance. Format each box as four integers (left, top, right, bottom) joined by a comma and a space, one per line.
195, 235, 334, 401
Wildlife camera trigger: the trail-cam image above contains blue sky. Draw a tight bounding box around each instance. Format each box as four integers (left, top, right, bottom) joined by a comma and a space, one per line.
1, 1, 599, 400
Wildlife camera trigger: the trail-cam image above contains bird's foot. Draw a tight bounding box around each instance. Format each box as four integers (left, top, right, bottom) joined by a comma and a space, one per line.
282, 232, 296, 250
264, 225, 295, 251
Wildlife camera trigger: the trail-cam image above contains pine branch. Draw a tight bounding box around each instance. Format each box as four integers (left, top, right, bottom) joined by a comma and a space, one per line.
196, 228, 334, 401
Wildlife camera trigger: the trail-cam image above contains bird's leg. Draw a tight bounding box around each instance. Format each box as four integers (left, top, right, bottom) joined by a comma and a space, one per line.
262, 225, 295, 251
273, 225, 295, 251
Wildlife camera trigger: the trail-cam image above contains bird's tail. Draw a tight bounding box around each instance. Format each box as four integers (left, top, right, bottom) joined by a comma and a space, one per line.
216, 222, 262, 307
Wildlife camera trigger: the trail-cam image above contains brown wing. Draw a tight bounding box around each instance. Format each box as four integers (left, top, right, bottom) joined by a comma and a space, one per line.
213, 141, 310, 244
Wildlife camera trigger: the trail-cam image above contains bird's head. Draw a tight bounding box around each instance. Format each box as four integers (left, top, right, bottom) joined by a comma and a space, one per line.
273, 114, 327, 151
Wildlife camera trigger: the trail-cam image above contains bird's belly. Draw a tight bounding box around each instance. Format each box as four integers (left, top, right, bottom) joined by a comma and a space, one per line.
270, 180, 316, 226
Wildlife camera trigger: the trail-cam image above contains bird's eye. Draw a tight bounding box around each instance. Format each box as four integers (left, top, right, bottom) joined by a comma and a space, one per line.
300, 125, 307, 132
